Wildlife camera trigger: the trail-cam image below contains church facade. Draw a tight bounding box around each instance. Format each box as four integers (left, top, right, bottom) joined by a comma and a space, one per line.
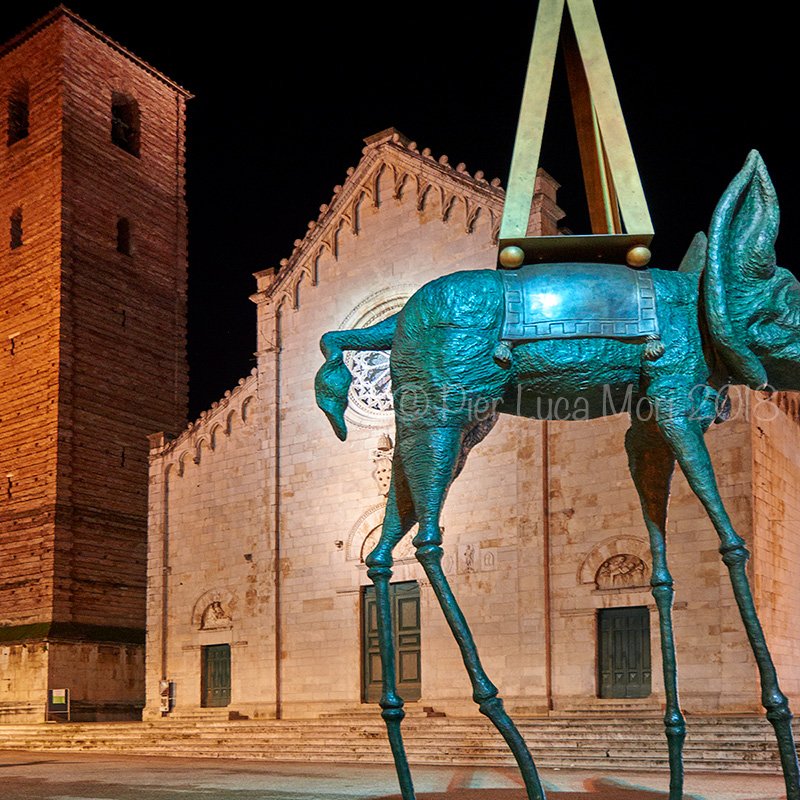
144, 129, 800, 721
1, 6, 797, 733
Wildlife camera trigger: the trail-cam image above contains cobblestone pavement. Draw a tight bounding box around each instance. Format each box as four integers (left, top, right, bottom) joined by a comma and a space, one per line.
0, 750, 786, 800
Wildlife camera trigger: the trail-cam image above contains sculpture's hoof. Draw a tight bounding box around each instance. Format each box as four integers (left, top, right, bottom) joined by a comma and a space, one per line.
493, 341, 513, 367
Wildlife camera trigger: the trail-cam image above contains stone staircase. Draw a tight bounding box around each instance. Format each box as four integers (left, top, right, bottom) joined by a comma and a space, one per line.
0, 715, 793, 772
318, 705, 446, 719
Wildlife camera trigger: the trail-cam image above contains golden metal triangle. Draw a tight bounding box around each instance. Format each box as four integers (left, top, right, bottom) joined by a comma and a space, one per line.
499, 0, 654, 268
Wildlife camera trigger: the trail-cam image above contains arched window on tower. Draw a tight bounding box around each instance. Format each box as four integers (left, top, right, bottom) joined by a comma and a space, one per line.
7, 80, 29, 146
116, 217, 131, 255
111, 92, 140, 156
10, 207, 23, 249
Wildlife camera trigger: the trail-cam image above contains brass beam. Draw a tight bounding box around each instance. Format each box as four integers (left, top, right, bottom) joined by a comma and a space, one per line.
562, 18, 621, 235
565, 0, 652, 235
500, 0, 565, 240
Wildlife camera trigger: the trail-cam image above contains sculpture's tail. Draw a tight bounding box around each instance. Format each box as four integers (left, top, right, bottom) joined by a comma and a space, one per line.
315, 313, 399, 440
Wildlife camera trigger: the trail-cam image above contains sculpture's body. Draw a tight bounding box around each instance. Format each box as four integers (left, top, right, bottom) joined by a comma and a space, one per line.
316, 153, 800, 800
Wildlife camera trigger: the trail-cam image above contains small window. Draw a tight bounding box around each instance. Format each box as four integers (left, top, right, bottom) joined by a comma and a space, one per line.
111, 92, 140, 156
116, 217, 131, 255
7, 81, 29, 146
10, 207, 23, 249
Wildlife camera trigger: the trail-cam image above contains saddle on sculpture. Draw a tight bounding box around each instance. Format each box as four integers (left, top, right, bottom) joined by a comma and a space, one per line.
498, 263, 659, 342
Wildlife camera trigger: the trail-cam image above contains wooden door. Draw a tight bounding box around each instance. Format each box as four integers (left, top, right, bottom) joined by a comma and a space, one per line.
598, 606, 651, 698
363, 581, 421, 703
201, 644, 231, 707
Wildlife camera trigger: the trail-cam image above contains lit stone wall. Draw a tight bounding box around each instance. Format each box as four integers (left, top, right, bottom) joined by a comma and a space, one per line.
550, 410, 761, 713
48, 642, 145, 721
1, 8, 188, 722
255, 133, 559, 717
145, 373, 275, 719
752, 395, 800, 703
148, 129, 800, 720
0, 644, 48, 721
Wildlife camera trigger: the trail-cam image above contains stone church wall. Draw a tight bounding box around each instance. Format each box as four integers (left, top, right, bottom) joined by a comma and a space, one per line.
147, 130, 800, 720
541, 410, 758, 714
0, 643, 48, 720
145, 373, 276, 718
263, 147, 555, 717
752, 396, 800, 702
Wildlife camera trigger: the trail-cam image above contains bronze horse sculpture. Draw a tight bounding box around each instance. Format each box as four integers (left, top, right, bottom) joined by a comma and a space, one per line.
316, 152, 800, 800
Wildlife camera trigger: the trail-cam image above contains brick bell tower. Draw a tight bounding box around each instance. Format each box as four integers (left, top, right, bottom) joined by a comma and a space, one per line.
0, 8, 189, 721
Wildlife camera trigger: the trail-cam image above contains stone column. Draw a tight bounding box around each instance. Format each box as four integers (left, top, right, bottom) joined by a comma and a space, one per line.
143, 433, 172, 720
251, 278, 282, 717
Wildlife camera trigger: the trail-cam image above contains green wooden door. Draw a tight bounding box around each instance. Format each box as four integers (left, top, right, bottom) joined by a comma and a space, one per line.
201, 644, 231, 707
598, 606, 651, 698
363, 581, 421, 703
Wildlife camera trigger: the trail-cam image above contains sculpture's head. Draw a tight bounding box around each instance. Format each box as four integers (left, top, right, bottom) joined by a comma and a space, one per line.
705, 151, 800, 391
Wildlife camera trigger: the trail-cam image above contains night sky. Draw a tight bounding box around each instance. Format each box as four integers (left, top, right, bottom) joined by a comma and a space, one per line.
2, 3, 797, 417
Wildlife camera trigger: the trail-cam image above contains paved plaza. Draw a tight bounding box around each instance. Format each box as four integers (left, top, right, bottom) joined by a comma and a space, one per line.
0, 750, 786, 799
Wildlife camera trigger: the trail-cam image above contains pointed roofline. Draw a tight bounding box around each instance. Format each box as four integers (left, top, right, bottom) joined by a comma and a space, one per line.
253, 127, 563, 304
253, 127, 507, 293
148, 369, 258, 459
0, 5, 193, 98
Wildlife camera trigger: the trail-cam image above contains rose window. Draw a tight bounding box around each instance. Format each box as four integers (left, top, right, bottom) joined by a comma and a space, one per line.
348, 350, 393, 413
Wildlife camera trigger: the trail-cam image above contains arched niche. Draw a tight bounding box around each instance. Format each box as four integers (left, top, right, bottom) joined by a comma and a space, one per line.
578, 535, 651, 590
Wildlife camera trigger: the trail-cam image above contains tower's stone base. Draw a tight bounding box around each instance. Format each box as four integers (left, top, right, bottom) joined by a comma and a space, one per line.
0, 635, 144, 723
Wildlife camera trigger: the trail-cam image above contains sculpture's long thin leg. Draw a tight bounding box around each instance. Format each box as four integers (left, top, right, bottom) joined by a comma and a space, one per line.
365, 464, 418, 800
625, 419, 684, 800
658, 412, 800, 800
399, 424, 546, 800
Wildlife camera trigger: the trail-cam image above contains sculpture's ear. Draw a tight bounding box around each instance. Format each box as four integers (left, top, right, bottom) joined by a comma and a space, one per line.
704, 151, 778, 387
711, 150, 778, 281
678, 231, 707, 273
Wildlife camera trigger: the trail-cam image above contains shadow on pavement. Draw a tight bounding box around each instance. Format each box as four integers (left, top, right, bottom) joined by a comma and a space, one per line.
376, 777, 670, 800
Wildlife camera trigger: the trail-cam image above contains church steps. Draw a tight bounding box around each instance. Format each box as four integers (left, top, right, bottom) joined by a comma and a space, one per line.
318, 705, 445, 719
0, 718, 787, 737
0, 722, 772, 743
0, 715, 793, 772
0, 734, 781, 752
0, 719, 783, 730
0, 719, 782, 729
0, 729, 780, 745
0, 731, 781, 747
